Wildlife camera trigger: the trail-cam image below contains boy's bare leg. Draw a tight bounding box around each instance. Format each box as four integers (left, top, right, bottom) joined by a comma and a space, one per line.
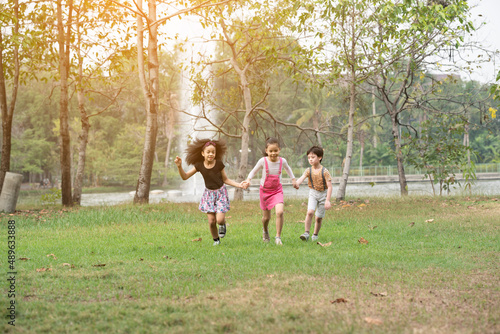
304, 210, 315, 233
313, 217, 323, 236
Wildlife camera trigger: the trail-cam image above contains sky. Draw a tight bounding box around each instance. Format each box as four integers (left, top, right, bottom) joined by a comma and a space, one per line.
466, 0, 500, 83
161, 0, 500, 84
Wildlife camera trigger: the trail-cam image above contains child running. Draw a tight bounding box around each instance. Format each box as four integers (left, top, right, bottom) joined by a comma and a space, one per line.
294, 146, 332, 241
243, 137, 297, 245
174, 139, 245, 246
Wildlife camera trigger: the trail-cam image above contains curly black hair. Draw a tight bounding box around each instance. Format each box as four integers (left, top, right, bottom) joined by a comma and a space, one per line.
184, 138, 227, 165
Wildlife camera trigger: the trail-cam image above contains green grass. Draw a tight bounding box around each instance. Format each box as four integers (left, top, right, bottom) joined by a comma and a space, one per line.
2, 196, 499, 333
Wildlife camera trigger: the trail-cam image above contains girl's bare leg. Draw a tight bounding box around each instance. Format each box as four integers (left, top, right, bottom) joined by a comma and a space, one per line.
216, 212, 226, 226
207, 213, 218, 239
274, 203, 284, 237
262, 209, 271, 233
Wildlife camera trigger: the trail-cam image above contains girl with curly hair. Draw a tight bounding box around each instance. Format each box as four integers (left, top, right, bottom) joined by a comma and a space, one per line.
175, 138, 245, 246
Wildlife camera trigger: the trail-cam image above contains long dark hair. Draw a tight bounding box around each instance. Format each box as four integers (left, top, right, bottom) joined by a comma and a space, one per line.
185, 138, 227, 165
263, 137, 280, 156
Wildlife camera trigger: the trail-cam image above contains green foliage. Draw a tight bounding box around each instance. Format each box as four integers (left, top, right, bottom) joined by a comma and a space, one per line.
403, 114, 476, 195
40, 188, 62, 205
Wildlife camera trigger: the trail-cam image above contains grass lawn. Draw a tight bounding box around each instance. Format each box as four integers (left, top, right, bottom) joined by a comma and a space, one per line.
2, 196, 499, 333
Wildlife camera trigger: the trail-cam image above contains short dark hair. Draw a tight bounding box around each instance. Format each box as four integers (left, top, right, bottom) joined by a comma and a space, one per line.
307, 146, 324, 162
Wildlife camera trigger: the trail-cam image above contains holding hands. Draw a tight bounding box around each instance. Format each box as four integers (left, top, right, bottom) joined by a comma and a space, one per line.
240, 179, 251, 190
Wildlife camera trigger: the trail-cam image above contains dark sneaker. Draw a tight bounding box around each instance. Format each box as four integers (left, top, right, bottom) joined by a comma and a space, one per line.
218, 224, 226, 238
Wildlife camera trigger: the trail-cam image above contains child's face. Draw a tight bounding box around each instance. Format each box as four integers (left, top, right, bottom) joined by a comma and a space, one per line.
265, 143, 281, 161
307, 152, 322, 167
201, 145, 216, 162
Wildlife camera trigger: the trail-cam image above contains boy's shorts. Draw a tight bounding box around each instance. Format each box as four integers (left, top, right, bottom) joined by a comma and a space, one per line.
308, 188, 327, 218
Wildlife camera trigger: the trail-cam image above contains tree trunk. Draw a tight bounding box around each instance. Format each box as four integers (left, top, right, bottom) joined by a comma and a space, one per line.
0, 0, 19, 193
336, 79, 356, 201
134, 0, 159, 204
72, 116, 89, 205
57, 0, 74, 206
72, 16, 90, 205
313, 108, 322, 146
72, 84, 90, 205
232, 61, 251, 201
463, 121, 470, 165
359, 129, 365, 170
391, 112, 408, 196
372, 86, 377, 148
163, 93, 177, 186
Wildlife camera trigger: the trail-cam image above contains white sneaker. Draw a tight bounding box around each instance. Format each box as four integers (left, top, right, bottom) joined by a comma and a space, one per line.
300, 232, 310, 241
213, 239, 221, 246
275, 237, 283, 245
311, 234, 318, 241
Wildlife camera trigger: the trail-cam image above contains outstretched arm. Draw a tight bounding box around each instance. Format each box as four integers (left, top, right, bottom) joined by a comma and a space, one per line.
174, 156, 196, 180
295, 172, 307, 189
282, 159, 297, 188
221, 168, 243, 188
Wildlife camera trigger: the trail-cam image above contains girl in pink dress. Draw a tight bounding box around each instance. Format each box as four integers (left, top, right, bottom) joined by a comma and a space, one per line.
244, 138, 297, 245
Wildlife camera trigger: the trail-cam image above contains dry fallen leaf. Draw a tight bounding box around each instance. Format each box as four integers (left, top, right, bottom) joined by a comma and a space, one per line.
467, 206, 476, 210
358, 237, 369, 244
191, 237, 202, 242
370, 292, 388, 297
297, 220, 306, 223
358, 203, 366, 207
408, 222, 415, 227
61, 263, 72, 267
342, 204, 351, 208
368, 225, 378, 230
36, 267, 52, 272
92, 264, 106, 267
331, 298, 348, 304
317, 241, 332, 247
425, 219, 435, 223
20, 257, 30, 261
267, 274, 275, 278
46, 254, 57, 260
364, 317, 383, 325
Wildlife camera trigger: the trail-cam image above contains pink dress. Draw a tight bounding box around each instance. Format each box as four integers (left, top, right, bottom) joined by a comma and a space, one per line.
259, 157, 284, 210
